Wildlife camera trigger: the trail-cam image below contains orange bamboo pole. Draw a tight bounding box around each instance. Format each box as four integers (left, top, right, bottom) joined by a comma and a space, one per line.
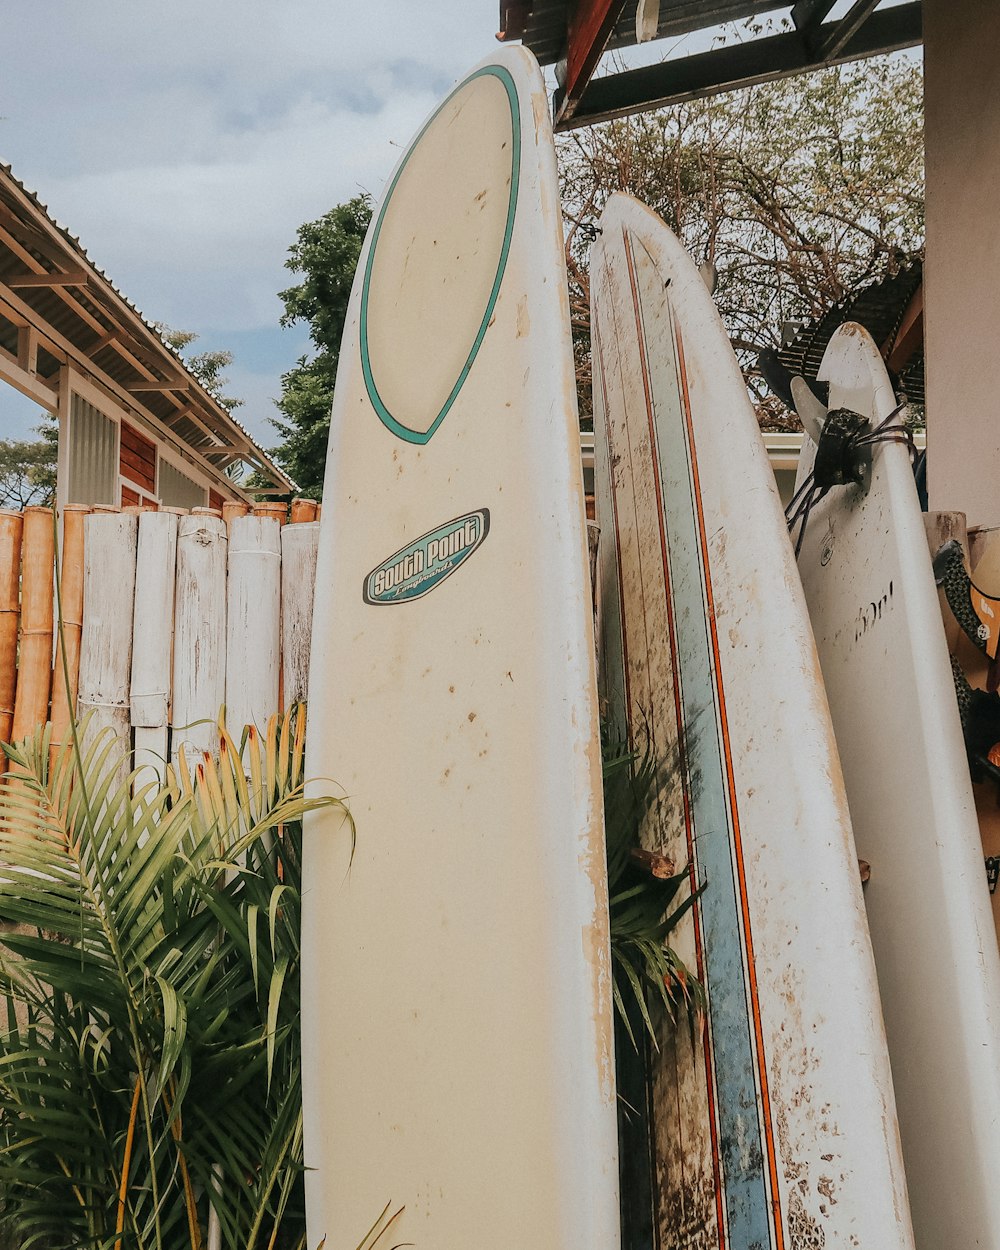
290, 498, 319, 524
0, 510, 24, 758
50, 505, 90, 768
10, 506, 55, 747
253, 501, 287, 525
221, 500, 250, 529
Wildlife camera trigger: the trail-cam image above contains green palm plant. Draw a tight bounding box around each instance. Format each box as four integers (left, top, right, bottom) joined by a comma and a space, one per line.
603, 731, 705, 1049
0, 708, 346, 1250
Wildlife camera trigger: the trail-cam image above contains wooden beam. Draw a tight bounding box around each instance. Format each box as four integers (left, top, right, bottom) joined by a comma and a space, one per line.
812, 0, 880, 61
16, 324, 38, 375
163, 403, 227, 448
559, 0, 630, 124
555, 2, 922, 129
86, 331, 119, 357
128, 380, 191, 393
6, 270, 89, 288
0, 343, 59, 410
497, 0, 529, 42
0, 285, 244, 492
885, 283, 924, 375
791, 0, 837, 35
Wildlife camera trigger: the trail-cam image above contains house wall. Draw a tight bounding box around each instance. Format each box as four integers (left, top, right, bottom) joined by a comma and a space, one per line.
924, 0, 1000, 524
57, 369, 214, 511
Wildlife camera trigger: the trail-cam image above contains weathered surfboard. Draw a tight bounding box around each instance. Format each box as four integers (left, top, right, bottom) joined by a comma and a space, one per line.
794, 323, 1000, 1250
300, 47, 618, 1250
592, 194, 914, 1249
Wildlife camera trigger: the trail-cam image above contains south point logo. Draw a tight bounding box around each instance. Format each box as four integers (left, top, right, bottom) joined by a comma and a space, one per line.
363, 509, 490, 605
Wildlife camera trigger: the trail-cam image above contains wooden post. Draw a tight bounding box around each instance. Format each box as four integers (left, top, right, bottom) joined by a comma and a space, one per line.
50, 505, 91, 771
226, 515, 281, 737
172, 513, 227, 765
10, 506, 55, 747
252, 501, 287, 525
78, 512, 138, 790
290, 498, 319, 524
0, 510, 24, 761
131, 511, 180, 787
281, 521, 319, 707
222, 500, 250, 531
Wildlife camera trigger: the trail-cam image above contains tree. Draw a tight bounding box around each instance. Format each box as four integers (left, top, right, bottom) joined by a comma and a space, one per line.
0, 430, 56, 509
268, 195, 373, 500
156, 325, 243, 414
559, 54, 924, 427
264, 55, 923, 490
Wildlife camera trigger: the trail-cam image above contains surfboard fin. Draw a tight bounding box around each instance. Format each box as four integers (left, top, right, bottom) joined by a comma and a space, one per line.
790, 375, 828, 446
949, 654, 1000, 784
934, 539, 1000, 662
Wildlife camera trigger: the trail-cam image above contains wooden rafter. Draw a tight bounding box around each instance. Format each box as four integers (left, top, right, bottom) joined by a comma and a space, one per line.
812, 0, 881, 60
558, 0, 630, 124
555, 2, 921, 128
6, 270, 89, 288
0, 167, 295, 495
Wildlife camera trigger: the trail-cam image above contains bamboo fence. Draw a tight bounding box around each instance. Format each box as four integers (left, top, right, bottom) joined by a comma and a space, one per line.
0, 500, 320, 782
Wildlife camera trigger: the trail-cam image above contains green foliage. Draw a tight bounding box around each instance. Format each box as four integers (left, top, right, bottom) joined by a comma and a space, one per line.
603, 733, 705, 1049
0, 709, 347, 1249
560, 54, 924, 426
268, 195, 373, 500
0, 424, 57, 509
156, 324, 243, 414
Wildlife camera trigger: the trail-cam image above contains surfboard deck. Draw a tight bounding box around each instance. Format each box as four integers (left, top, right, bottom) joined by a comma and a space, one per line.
592, 194, 913, 1250
793, 322, 1000, 1249
300, 46, 619, 1250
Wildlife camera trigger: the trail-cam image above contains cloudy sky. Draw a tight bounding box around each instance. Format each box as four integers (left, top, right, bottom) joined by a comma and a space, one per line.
1, 1, 502, 446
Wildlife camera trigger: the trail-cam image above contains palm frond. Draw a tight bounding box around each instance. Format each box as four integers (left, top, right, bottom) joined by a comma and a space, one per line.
0, 708, 349, 1250
603, 725, 706, 1049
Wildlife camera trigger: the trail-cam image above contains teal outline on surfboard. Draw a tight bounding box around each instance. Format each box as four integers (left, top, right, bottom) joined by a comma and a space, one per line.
359, 64, 521, 446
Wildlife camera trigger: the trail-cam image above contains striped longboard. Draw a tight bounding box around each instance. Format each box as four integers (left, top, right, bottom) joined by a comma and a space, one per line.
592, 193, 914, 1250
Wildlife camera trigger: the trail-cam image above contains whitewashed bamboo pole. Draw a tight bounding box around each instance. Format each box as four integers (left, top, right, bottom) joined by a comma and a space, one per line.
226, 515, 280, 738
131, 511, 180, 788
280, 521, 319, 708
78, 513, 138, 789
172, 513, 227, 765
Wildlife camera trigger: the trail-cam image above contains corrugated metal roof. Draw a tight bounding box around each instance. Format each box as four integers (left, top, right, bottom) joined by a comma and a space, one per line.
501, 0, 789, 67
0, 162, 295, 493
777, 259, 924, 405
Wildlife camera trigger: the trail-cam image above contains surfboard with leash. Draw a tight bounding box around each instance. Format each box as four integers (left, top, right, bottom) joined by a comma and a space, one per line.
592, 193, 914, 1250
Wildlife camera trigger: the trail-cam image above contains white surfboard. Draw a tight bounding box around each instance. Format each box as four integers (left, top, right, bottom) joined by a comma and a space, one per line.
592, 195, 914, 1250
300, 47, 619, 1250
793, 323, 1000, 1250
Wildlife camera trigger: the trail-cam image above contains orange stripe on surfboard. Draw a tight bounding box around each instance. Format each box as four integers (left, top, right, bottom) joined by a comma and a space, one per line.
622, 231, 727, 1247
674, 325, 785, 1247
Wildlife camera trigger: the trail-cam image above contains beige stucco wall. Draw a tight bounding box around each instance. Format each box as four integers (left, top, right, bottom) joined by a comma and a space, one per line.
924, 0, 1000, 522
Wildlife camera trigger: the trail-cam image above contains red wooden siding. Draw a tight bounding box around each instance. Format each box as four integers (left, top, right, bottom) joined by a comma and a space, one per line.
209, 489, 225, 512
120, 420, 157, 493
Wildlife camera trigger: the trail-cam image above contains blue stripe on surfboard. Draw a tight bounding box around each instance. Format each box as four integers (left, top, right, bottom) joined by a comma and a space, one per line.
627, 233, 774, 1249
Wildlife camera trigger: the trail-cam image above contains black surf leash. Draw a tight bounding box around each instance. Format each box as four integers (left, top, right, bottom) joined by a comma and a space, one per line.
785, 401, 916, 556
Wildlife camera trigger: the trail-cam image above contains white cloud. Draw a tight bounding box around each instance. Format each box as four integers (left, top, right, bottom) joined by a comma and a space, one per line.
0, 1, 502, 447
